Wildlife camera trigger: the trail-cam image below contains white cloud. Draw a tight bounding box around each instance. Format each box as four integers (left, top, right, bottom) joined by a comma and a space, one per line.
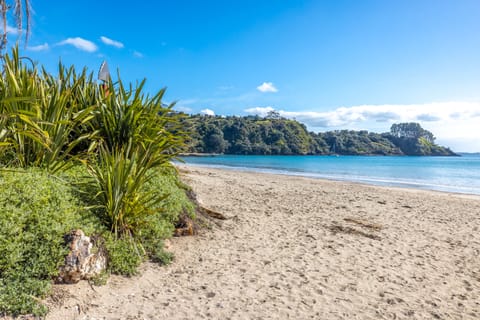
133, 50, 144, 58
100, 36, 124, 48
27, 43, 49, 51
244, 106, 275, 117
244, 102, 480, 152
263, 102, 480, 128
58, 37, 98, 52
174, 106, 193, 113
257, 82, 278, 93
200, 108, 215, 116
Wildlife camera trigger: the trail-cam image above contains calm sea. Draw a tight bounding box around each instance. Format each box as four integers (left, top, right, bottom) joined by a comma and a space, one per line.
178, 154, 480, 195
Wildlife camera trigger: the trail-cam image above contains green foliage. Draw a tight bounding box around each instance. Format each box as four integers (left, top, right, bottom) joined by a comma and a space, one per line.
182, 115, 456, 156
182, 115, 317, 155
133, 167, 194, 265
89, 271, 109, 286
0, 47, 195, 316
318, 130, 402, 155
103, 233, 142, 276
87, 141, 167, 237
86, 77, 185, 238
390, 122, 435, 142
0, 166, 195, 315
0, 168, 102, 316
387, 123, 455, 156
142, 167, 196, 222
0, 47, 98, 172
100, 167, 194, 275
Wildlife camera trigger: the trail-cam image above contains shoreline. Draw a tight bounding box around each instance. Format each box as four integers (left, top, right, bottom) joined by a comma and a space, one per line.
45, 165, 480, 319
178, 162, 480, 199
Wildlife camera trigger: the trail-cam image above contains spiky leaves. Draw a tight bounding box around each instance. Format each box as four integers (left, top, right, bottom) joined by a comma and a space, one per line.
88, 77, 183, 238
0, 47, 98, 172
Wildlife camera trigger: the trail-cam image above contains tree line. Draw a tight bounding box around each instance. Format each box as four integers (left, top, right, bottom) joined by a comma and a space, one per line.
180, 114, 457, 156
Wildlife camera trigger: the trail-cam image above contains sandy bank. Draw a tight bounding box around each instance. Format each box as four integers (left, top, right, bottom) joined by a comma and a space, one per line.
45, 165, 480, 319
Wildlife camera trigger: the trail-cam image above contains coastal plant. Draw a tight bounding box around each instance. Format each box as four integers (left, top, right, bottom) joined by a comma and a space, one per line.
0, 47, 49, 166
0, 167, 103, 316
86, 77, 185, 238
0, 47, 194, 316
0, 163, 195, 315
86, 140, 168, 238
0, 47, 98, 172
137, 166, 195, 264
91, 166, 194, 275
102, 233, 143, 276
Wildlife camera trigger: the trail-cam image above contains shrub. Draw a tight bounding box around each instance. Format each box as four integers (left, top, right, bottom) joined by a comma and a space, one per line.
86, 77, 185, 239
0, 47, 194, 316
0, 168, 103, 316
136, 166, 195, 264
101, 166, 196, 274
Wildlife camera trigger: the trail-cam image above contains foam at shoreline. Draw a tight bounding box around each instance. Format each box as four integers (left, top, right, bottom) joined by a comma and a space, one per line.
179, 161, 480, 196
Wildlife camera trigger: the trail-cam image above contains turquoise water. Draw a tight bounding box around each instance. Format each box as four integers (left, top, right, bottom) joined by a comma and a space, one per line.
178, 154, 480, 195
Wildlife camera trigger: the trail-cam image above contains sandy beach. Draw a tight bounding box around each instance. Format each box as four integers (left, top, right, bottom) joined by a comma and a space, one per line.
45, 165, 480, 320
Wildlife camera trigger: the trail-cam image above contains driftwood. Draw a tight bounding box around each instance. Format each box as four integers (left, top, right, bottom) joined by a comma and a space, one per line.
173, 189, 228, 236
198, 205, 227, 220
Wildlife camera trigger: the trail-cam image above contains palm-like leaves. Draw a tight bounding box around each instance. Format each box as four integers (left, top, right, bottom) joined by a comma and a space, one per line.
88, 77, 183, 237
0, 46, 186, 239
0, 47, 97, 171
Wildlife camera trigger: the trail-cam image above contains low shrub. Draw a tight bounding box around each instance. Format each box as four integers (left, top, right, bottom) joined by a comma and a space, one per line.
0, 165, 196, 316
0, 48, 194, 317
102, 165, 196, 275
0, 168, 103, 316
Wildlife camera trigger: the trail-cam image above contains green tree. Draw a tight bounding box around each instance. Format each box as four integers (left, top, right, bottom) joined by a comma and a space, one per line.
204, 128, 228, 153
390, 122, 435, 143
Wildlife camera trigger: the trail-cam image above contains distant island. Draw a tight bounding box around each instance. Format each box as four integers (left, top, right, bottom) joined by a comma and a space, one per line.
180, 112, 457, 156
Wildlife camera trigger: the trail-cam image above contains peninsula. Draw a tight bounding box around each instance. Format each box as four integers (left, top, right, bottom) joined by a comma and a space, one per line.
181, 114, 456, 156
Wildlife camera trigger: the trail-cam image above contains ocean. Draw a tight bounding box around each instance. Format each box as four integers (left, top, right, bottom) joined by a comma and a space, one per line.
178, 154, 480, 195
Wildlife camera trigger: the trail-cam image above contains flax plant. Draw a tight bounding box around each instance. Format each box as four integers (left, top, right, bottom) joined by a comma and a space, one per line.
0, 47, 48, 166
87, 77, 184, 238
0, 47, 97, 171
87, 140, 168, 237
0, 46, 186, 238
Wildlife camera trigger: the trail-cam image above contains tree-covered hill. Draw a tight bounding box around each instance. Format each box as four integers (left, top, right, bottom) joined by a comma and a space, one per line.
180, 114, 457, 156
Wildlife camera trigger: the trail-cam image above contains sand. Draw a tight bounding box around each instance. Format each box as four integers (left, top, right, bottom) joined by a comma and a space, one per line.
44, 165, 480, 320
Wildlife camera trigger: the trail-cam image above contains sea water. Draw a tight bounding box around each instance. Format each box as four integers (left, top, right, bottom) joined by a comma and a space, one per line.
178, 154, 480, 195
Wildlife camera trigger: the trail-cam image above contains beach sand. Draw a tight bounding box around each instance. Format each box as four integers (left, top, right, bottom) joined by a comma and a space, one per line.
45, 165, 480, 320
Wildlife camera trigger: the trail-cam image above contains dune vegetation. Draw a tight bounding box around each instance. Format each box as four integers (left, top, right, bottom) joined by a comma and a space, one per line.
0, 47, 195, 316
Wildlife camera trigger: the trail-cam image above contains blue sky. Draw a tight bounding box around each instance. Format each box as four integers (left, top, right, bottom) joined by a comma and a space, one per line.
6, 0, 480, 151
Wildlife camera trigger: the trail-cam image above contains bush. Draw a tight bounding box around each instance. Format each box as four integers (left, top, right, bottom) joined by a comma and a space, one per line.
0, 168, 103, 316
0, 165, 196, 315
102, 166, 196, 275
0, 47, 194, 316
137, 166, 195, 264
103, 233, 143, 276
